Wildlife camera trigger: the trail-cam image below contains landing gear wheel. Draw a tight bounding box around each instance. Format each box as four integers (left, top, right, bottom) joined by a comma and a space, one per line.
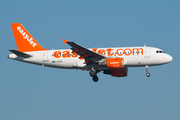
89, 70, 95, 76
89, 69, 100, 82
146, 72, 150, 77
145, 65, 150, 77
92, 76, 99, 82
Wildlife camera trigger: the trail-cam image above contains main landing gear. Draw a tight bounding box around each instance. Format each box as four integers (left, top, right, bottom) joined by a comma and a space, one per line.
89, 69, 100, 82
145, 65, 150, 77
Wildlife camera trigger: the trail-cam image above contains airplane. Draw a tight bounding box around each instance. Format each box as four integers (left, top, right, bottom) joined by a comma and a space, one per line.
8, 23, 173, 82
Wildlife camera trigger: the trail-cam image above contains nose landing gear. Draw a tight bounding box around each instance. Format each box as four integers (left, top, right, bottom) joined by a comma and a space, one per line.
146, 72, 150, 77
145, 65, 150, 77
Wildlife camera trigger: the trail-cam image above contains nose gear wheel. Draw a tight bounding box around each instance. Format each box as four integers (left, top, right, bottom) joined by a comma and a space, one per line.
145, 65, 150, 77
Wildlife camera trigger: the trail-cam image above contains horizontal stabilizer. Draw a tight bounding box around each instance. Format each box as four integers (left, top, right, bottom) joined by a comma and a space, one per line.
9, 49, 32, 58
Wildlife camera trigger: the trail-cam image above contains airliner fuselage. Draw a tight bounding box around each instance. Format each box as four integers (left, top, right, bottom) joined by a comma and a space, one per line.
8, 23, 173, 82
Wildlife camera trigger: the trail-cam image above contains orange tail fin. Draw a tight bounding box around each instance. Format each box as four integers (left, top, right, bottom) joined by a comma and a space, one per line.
11, 23, 47, 52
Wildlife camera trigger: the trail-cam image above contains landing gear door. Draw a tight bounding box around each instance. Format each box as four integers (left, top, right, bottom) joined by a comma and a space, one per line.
144, 47, 150, 58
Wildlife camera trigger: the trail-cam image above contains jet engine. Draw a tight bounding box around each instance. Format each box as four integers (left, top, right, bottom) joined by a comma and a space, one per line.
99, 58, 124, 68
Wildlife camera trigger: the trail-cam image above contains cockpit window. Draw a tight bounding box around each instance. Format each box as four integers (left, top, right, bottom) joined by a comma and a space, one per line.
156, 50, 165, 53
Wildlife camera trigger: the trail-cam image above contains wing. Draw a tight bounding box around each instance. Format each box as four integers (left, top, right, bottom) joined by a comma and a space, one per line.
63, 39, 105, 64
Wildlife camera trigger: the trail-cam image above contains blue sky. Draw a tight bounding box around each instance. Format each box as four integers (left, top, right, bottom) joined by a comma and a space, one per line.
0, 0, 180, 120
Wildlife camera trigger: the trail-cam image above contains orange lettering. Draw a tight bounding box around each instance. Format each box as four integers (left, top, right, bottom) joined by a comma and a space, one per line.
53, 48, 144, 59
106, 48, 113, 56
132, 48, 143, 55
53, 51, 61, 58
62, 51, 71, 58
71, 53, 78, 58
92, 48, 97, 53
79, 58, 84, 60
124, 48, 132, 56
116, 49, 123, 56
98, 49, 106, 56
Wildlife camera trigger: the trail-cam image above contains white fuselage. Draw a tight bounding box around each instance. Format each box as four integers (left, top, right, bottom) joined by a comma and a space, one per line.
8, 46, 173, 70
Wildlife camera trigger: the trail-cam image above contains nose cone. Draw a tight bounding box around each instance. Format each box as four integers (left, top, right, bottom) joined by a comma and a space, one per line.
166, 54, 173, 63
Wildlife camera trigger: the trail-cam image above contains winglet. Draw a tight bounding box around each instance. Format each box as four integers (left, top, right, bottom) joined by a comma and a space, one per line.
62, 39, 68, 44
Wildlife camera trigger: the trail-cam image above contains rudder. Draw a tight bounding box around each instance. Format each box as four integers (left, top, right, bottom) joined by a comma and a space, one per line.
11, 23, 47, 52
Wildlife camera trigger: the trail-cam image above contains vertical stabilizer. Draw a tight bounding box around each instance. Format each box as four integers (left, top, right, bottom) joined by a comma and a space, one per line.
11, 23, 47, 52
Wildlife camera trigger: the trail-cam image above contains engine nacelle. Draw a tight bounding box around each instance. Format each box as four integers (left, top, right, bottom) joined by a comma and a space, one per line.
103, 67, 128, 77
99, 58, 124, 68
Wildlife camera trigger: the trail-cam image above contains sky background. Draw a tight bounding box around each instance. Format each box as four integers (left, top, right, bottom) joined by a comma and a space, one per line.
0, 0, 180, 120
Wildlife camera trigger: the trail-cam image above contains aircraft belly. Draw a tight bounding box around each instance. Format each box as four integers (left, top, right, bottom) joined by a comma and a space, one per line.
49, 57, 82, 68
125, 56, 151, 67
